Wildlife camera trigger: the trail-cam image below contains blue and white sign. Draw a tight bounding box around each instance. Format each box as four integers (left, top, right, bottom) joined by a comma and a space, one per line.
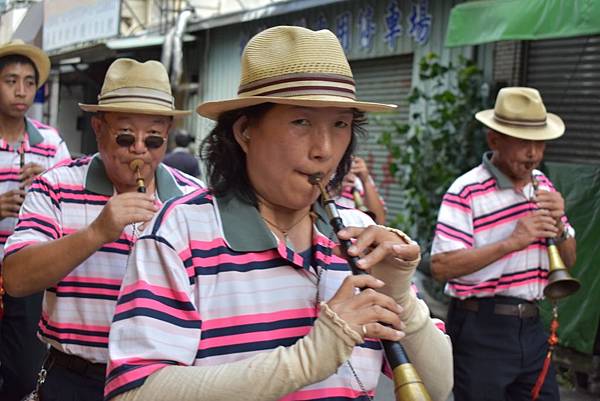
383, 0, 403, 50
357, 5, 376, 51
408, 0, 432, 45
43, 0, 120, 52
335, 11, 352, 52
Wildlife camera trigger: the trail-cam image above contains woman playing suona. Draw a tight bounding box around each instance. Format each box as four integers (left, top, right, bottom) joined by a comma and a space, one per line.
105, 26, 452, 401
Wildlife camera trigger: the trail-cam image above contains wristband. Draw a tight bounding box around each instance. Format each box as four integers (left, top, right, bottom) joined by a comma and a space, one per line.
376, 225, 413, 244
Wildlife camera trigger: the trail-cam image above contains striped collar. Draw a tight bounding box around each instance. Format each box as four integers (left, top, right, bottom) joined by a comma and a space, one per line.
84, 153, 183, 202
216, 192, 336, 252
482, 151, 514, 190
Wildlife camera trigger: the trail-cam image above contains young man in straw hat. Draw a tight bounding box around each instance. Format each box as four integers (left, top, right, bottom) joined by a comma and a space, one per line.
431, 87, 576, 401
0, 40, 71, 401
2, 58, 203, 400
105, 26, 452, 401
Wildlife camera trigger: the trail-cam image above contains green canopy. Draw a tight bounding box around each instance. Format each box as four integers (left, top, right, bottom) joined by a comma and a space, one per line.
446, 0, 600, 47
540, 162, 600, 355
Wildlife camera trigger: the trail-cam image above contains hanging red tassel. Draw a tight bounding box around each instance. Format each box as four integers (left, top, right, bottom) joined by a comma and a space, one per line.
532, 317, 560, 400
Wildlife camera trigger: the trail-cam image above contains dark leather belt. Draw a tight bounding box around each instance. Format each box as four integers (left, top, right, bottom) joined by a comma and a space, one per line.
456, 297, 539, 319
49, 347, 106, 378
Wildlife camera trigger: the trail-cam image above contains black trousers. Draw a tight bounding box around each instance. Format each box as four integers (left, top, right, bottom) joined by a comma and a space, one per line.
0, 292, 46, 401
39, 360, 104, 401
448, 297, 560, 401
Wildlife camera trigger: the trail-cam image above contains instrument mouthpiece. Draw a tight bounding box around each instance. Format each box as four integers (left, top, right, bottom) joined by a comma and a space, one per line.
129, 159, 144, 171
129, 159, 146, 193
308, 173, 324, 185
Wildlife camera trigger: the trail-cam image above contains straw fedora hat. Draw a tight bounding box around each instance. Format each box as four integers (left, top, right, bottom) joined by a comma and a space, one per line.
197, 26, 397, 120
475, 87, 564, 141
0, 40, 50, 88
79, 58, 190, 117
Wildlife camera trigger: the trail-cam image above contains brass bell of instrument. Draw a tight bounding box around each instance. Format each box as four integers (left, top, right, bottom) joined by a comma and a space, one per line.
544, 238, 580, 300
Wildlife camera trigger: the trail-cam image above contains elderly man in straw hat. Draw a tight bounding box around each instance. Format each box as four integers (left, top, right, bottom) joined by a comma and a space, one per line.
431, 87, 576, 401
0, 40, 70, 401
2, 58, 204, 400
105, 26, 452, 401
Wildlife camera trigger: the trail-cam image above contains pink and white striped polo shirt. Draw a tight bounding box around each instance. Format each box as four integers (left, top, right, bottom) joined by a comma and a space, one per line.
106, 191, 386, 401
4, 154, 204, 363
431, 152, 574, 301
0, 118, 70, 259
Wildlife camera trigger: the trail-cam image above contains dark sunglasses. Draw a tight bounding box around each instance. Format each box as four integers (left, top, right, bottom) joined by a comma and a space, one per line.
115, 133, 166, 149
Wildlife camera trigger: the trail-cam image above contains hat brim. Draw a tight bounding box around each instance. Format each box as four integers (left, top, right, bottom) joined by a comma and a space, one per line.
0, 44, 50, 88
197, 95, 397, 120
475, 109, 565, 141
79, 102, 191, 117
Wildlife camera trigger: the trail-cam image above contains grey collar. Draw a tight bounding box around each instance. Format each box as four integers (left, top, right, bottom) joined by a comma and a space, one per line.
25, 118, 44, 146
482, 151, 514, 190
84, 153, 183, 201
216, 192, 336, 252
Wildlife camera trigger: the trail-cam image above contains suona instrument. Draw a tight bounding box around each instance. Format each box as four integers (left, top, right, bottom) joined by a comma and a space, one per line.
531, 176, 580, 300
530, 175, 579, 399
19, 141, 25, 171
129, 159, 146, 193
309, 173, 431, 401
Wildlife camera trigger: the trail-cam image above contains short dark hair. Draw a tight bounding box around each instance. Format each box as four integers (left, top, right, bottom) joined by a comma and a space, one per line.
174, 131, 194, 147
0, 54, 39, 86
200, 103, 367, 206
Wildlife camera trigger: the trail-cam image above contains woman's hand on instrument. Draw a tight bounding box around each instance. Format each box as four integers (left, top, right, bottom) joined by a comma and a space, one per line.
327, 274, 405, 342
336, 225, 420, 271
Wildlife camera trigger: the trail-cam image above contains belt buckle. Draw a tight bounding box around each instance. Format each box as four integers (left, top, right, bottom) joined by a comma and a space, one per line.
517, 303, 526, 318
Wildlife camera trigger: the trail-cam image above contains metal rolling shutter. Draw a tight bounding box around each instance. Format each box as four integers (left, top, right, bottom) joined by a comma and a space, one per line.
525, 35, 600, 165
350, 55, 413, 223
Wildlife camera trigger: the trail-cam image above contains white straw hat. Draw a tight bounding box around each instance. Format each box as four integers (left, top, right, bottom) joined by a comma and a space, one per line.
475, 87, 564, 140
79, 58, 190, 117
197, 26, 397, 120
0, 40, 50, 88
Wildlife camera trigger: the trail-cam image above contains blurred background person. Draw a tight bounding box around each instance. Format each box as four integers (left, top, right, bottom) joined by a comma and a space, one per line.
163, 129, 200, 177
0, 39, 70, 401
335, 156, 386, 224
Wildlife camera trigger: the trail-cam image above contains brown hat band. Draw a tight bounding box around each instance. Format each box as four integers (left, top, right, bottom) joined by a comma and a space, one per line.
493, 113, 547, 128
98, 87, 174, 108
238, 72, 356, 100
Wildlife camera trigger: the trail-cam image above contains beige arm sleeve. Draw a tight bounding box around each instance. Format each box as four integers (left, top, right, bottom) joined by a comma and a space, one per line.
399, 296, 453, 401
374, 235, 454, 401
112, 303, 362, 401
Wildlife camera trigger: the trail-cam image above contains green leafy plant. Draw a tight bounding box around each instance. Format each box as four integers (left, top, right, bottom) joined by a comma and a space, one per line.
379, 52, 487, 251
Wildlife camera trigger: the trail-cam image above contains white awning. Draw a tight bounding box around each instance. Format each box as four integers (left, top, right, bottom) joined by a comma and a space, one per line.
11, 2, 43, 46
105, 34, 195, 50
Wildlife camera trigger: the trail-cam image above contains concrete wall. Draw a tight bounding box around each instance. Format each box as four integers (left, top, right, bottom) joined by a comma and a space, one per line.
56, 84, 85, 156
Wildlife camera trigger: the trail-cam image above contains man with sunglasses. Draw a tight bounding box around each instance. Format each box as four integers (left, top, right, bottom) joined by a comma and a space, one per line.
2, 58, 203, 401
0, 40, 71, 401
